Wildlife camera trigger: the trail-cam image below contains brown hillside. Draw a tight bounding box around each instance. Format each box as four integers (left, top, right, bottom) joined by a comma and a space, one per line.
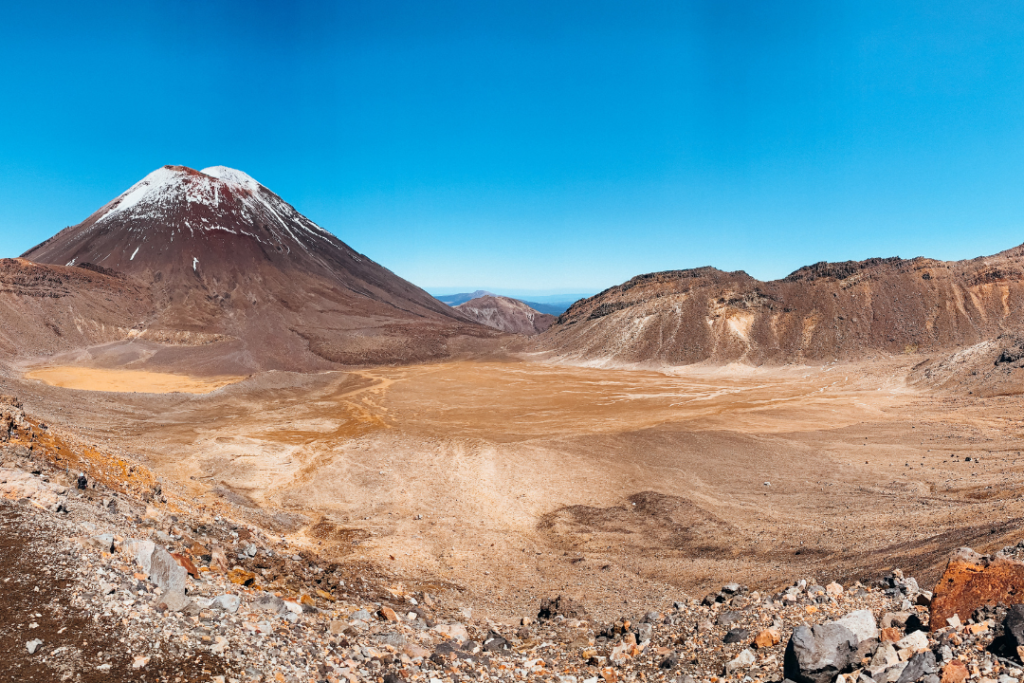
455, 295, 556, 335
538, 245, 1024, 365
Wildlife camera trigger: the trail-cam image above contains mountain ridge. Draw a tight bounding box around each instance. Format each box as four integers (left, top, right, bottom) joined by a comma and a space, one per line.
15, 165, 500, 372
539, 245, 1024, 367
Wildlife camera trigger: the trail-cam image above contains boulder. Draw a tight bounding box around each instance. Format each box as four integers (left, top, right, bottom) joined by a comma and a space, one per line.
149, 545, 187, 595
783, 623, 858, 683
122, 539, 156, 575
895, 630, 929, 653
754, 628, 781, 648
939, 660, 968, 683
170, 552, 199, 578
835, 609, 878, 644
896, 650, 937, 683
929, 547, 1024, 631
724, 628, 749, 643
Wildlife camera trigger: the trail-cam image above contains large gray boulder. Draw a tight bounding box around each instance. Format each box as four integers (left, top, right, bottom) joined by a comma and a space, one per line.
783, 623, 858, 683
149, 545, 187, 595
896, 650, 937, 683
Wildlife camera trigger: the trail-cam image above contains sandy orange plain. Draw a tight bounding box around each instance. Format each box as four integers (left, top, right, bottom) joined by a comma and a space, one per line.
9, 356, 1024, 620
25, 366, 244, 394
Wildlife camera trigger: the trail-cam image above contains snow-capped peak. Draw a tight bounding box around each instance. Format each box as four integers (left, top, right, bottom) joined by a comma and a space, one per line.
201, 166, 262, 192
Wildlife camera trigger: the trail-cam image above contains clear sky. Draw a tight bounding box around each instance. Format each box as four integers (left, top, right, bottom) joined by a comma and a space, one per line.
2, 2, 1024, 292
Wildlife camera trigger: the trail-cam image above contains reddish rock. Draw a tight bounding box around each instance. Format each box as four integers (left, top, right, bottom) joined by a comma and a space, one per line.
929, 547, 1024, 631
170, 552, 199, 578
878, 627, 903, 643
227, 567, 256, 586
939, 659, 968, 683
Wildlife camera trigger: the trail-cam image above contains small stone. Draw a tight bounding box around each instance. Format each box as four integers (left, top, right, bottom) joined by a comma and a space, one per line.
879, 627, 903, 643
432, 623, 469, 642
379, 606, 399, 621
724, 628, 750, 644
870, 643, 900, 670
211, 594, 241, 613
253, 593, 287, 615
25, 639, 42, 654
724, 648, 756, 675
132, 655, 150, 669
826, 582, 844, 595
754, 628, 781, 648
895, 630, 929, 652
226, 567, 256, 586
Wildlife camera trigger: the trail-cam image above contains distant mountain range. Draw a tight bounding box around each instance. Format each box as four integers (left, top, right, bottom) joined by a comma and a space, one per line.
454, 295, 556, 335
434, 290, 588, 316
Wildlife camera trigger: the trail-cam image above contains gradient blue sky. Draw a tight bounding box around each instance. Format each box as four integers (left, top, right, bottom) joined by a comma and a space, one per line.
2, 2, 1024, 292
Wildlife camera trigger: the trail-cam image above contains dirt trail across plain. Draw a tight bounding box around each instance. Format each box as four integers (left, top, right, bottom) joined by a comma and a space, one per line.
5, 356, 1024, 621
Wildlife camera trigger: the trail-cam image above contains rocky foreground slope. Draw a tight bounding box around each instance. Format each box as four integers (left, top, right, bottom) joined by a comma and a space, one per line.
14, 165, 498, 372
539, 246, 1024, 368
4, 394, 1024, 683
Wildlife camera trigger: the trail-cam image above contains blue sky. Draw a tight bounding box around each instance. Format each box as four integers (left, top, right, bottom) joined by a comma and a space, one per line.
2, 1, 1024, 292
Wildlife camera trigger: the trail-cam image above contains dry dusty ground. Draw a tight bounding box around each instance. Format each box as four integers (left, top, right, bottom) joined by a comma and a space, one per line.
5, 352, 1024, 622
24, 366, 244, 394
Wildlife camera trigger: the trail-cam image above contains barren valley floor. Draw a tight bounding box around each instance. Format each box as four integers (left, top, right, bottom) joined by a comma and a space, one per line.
7, 355, 1024, 621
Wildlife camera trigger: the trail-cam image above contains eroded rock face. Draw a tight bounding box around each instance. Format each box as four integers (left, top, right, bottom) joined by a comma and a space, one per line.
0, 396, 27, 441
929, 547, 1024, 631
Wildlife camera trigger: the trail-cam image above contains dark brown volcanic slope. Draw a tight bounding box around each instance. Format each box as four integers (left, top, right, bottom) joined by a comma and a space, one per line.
20, 165, 498, 371
0, 258, 154, 363
538, 246, 1024, 366
454, 295, 556, 335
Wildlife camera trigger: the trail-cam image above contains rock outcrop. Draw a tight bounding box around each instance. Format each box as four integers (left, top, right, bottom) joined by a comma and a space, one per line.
930, 547, 1024, 630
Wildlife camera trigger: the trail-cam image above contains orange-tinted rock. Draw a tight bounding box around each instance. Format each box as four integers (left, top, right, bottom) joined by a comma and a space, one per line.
170, 552, 199, 578
879, 627, 902, 643
939, 660, 968, 683
227, 567, 256, 586
379, 606, 399, 622
929, 547, 1024, 631
753, 628, 781, 648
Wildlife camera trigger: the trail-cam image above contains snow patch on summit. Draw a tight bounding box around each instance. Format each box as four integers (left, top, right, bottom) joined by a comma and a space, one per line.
201, 166, 262, 192
84, 164, 340, 253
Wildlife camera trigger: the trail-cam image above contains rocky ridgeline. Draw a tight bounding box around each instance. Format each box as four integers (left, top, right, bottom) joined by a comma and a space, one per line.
5, 397, 1024, 682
